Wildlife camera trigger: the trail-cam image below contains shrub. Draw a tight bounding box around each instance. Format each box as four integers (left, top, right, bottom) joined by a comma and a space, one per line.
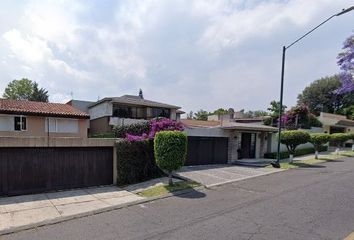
154, 131, 187, 185
264, 146, 328, 159
309, 133, 330, 159
116, 140, 163, 185
113, 121, 150, 138
330, 133, 350, 147
280, 130, 310, 162
90, 132, 115, 138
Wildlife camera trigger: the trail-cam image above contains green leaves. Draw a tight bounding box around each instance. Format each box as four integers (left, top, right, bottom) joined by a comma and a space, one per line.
309, 133, 330, 150
280, 130, 310, 154
3, 78, 49, 102
154, 131, 187, 172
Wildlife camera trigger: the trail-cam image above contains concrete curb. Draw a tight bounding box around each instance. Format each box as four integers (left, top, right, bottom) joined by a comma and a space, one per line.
0, 186, 206, 236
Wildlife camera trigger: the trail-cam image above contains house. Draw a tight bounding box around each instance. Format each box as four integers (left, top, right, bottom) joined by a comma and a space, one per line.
318, 112, 354, 134
0, 99, 89, 138
88, 94, 182, 134
181, 119, 278, 165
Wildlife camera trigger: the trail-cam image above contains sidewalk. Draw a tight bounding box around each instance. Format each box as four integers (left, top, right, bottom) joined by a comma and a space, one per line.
0, 186, 143, 234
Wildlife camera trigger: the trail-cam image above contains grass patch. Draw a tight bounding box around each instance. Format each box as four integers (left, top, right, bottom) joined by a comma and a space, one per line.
339, 151, 354, 157
137, 181, 200, 198
267, 159, 325, 170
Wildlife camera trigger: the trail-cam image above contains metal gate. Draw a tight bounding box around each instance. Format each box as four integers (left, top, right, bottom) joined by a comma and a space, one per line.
0, 147, 113, 196
185, 137, 228, 165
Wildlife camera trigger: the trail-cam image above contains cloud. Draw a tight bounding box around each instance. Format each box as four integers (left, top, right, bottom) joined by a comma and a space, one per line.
0, 0, 353, 113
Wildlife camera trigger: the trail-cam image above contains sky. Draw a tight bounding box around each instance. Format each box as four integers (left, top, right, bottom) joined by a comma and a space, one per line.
0, 0, 353, 114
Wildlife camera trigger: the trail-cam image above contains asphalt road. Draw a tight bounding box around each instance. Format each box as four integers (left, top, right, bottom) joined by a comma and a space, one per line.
3, 157, 354, 240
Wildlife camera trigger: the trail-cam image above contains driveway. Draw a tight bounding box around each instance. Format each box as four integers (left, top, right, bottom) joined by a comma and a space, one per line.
175, 164, 283, 187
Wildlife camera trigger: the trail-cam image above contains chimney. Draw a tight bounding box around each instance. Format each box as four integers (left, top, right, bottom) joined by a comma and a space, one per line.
139, 89, 144, 99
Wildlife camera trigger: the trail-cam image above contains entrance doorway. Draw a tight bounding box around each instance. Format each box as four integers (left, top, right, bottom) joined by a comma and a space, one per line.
239, 133, 256, 159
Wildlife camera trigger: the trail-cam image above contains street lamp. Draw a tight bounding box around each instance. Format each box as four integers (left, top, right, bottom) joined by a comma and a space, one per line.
271, 6, 354, 168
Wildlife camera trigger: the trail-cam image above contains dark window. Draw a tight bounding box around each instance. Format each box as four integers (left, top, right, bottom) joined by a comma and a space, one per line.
112, 106, 132, 118
112, 105, 147, 119
151, 108, 170, 118
14, 116, 26, 131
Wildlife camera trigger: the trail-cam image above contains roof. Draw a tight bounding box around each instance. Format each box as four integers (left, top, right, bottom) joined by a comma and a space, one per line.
176, 110, 185, 114
0, 99, 90, 119
180, 119, 277, 132
180, 119, 221, 128
319, 112, 354, 127
89, 95, 180, 109
336, 119, 354, 127
220, 122, 278, 132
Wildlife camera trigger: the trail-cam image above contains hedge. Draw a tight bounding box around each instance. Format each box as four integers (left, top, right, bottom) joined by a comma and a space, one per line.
116, 140, 163, 185
154, 131, 188, 172
113, 122, 150, 138
264, 145, 328, 159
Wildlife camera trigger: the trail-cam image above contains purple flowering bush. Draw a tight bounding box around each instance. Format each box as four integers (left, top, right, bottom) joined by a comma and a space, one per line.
126, 118, 184, 142
336, 33, 354, 94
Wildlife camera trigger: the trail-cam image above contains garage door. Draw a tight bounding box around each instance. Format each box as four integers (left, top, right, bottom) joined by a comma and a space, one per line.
185, 137, 228, 166
0, 147, 113, 196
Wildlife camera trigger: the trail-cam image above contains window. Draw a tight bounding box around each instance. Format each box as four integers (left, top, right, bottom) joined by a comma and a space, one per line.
112, 105, 147, 119
14, 116, 27, 131
151, 108, 170, 118
46, 118, 79, 133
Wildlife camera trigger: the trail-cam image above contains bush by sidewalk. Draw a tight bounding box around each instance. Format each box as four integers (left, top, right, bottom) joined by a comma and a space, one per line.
264, 146, 328, 159
116, 140, 163, 185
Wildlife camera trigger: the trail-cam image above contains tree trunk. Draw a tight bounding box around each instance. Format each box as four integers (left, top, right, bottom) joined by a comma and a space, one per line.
352, 144, 354, 152
168, 171, 173, 186
315, 150, 318, 159
335, 148, 340, 155
289, 154, 294, 163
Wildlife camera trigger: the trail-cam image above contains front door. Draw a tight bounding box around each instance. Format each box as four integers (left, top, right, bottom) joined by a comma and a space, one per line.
240, 133, 256, 159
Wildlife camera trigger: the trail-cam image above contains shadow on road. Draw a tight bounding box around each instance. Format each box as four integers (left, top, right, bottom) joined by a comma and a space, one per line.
174, 188, 206, 199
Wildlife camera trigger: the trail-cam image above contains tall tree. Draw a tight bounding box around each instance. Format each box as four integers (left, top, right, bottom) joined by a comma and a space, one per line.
193, 109, 209, 121
297, 75, 354, 115
29, 82, 49, 102
211, 108, 228, 115
336, 32, 354, 94
3, 79, 49, 102
267, 100, 287, 118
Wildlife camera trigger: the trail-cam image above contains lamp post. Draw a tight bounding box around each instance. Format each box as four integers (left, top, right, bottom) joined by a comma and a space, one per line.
272, 6, 354, 168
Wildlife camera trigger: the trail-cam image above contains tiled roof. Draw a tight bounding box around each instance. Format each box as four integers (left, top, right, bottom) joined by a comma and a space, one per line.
89, 95, 181, 109
180, 119, 221, 128
181, 119, 278, 132
0, 99, 89, 118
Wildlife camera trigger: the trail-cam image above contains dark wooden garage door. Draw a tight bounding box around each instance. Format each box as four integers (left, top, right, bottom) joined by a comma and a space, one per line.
0, 147, 113, 196
185, 137, 228, 166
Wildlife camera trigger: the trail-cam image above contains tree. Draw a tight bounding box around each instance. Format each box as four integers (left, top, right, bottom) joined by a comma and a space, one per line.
347, 133, 354, 151
336, 33, 354, 94
3, 78, 49, 102
309, 133, 330, 159
211, 108, 228, 116
330, 133, 350, 154
30, 82, 49, 102
280, 130, 310, 162
154, 131, 187, 186
285, 105, 322, 129
297, 75, 354, 115
194, 109, 209, 121
267, 100, 287, 118
186, 111, 194, 120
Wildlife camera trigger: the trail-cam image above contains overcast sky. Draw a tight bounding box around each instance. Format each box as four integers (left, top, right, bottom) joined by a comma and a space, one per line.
0, 0, 353, 113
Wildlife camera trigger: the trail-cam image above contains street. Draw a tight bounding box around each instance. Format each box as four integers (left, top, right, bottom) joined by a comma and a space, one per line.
3, 157, 354, 240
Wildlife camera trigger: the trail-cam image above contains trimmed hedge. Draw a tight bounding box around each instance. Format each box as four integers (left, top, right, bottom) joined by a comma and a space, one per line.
280, 130, 310, 154
264, 145, 328, 159
330, 133, 350, 147
116, 140, 163, 185
154, 131, 188, 173
113, 122, 150, 138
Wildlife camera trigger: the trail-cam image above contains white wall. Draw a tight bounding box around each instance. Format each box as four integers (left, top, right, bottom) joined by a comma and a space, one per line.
109, 117, 148, 126
89, 101, 112, 120
0, 115, 13, 131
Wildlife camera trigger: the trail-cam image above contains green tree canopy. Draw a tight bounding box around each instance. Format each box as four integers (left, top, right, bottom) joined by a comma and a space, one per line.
194, 109, 209, 121
3, 78, 49, 102
267, 100, 287, 118
297, 75, 354, 116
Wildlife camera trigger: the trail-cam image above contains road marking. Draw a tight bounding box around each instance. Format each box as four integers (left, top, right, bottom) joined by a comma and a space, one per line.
344, 231, 354, 240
